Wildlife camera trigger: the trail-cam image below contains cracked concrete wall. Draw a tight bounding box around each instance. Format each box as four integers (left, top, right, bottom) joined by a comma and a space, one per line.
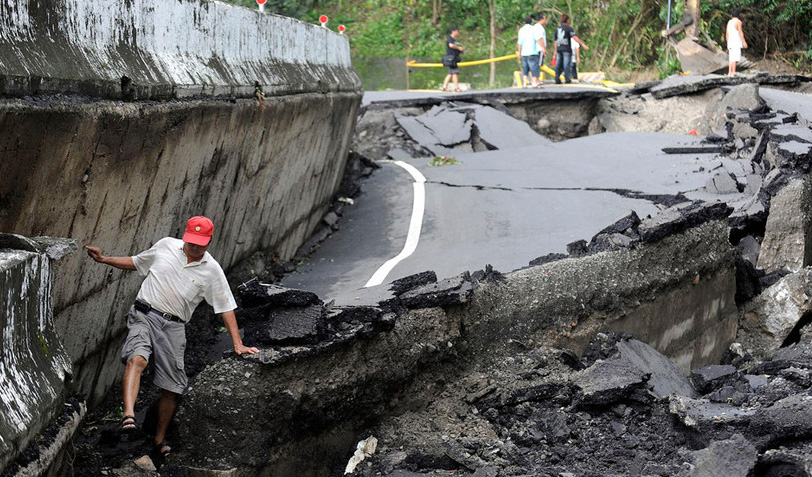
0, 250, 72, 472
0, 0, 360, 99
0, 0, 362, 405
459, 220, 737, 373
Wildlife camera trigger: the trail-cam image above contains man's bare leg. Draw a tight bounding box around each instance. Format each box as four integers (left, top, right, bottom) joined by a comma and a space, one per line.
122, 356, 148, 418
155, 390, 178, 446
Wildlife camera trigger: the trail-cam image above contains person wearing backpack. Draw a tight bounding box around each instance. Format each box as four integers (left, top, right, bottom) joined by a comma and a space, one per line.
553, 14, 588, 84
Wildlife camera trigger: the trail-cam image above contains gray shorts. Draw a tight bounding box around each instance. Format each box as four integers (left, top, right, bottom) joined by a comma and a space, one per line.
121, 305, 188, 394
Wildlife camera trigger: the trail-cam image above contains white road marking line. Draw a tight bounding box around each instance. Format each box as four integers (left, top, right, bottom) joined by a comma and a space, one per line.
364, 160, 426, 288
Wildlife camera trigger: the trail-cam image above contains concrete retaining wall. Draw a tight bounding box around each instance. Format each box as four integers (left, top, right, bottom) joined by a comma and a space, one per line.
0, 0, 362, 406
0, 0, 360, 99
0, 249, 72, 472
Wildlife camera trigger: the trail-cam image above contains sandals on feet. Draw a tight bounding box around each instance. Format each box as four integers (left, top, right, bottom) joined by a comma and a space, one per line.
119, 415, 137, 434
150, 441, 172, 468
154, 441, 171, 459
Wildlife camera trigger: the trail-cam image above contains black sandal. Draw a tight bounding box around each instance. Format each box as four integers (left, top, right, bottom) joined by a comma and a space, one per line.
119, 415, 136, 434
154, 441, 171, 459
150, 441, 172, 468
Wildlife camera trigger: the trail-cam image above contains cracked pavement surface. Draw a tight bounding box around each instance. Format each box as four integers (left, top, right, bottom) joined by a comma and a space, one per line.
283, 130, 735, 304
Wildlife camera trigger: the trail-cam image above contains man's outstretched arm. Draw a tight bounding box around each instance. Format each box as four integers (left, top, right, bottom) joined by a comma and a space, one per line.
85, 245, 136, 270
221, 310, 259, 355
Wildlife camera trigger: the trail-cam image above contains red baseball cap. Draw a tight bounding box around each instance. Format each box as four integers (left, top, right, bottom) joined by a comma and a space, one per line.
183, 216, 214, 246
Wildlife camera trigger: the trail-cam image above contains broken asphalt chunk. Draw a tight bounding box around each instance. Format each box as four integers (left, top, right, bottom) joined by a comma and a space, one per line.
690, 365, 738, 395
662, 145, 728, 154
573, 359, 650, 407
668, 395, 755, 430
616, 339, 697, 398
638, 201, 733, 244
757, 177, 812, 274
741, 268, 812, 357
243, 303, 325, 345
389, 271, 437, 295
684, 434, 757, 477
748, 393, 812, 447
397, 273, 473, 309
236, 281, 321, 308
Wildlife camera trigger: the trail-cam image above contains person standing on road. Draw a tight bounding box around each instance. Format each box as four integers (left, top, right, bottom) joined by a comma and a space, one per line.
571, 39, 580, 81
85, 216, 259, 467
517, 16, 540, 88
442, 26, 464, 92
726, 9, 747, 76
533, 12, 549, 73
553, 14, 588, 84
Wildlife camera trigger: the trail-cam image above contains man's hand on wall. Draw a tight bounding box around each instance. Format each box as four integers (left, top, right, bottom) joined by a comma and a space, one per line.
85, 245, 105, 262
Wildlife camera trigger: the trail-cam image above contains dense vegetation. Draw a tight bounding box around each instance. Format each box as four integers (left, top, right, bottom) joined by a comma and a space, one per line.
225, 0, 811, 89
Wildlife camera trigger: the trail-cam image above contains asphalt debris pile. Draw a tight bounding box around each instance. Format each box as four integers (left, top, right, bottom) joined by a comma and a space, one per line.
342, 329, 812, 476
235, 270, 479, 367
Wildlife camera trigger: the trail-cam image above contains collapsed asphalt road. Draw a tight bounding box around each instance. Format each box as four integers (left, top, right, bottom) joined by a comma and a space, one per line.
283, 79, 790, 304
63, 73, 812, 477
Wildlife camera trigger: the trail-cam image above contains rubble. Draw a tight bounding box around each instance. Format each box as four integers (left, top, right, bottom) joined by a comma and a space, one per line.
757, 177, 812, 273
740, 268, 812, 358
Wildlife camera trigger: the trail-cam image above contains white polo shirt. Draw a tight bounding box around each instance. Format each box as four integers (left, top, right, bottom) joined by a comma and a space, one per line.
533, 22, 546, 51
132, 237, 236, 323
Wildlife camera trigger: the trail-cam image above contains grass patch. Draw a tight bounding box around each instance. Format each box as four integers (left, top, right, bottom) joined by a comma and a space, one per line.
428, 156, 460, 167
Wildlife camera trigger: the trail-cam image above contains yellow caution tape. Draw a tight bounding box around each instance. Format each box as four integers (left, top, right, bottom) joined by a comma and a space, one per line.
407, 53, 630, 91
407, 53, 520, 68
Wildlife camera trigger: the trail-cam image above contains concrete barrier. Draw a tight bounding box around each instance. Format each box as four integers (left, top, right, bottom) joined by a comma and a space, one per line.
0, 0, 362, 407
0, 0, 360, 99
0, 240, 74, 472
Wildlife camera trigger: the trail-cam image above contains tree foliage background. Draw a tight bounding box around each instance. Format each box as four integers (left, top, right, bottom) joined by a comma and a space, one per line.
223, 0, 811, 88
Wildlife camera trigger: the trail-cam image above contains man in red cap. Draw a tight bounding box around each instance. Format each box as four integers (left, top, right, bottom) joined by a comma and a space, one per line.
85, 216, 258, 465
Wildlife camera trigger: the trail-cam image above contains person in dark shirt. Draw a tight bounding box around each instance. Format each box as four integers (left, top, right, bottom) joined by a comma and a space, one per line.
553, 14, 589, 84
441, 26, 464, 92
